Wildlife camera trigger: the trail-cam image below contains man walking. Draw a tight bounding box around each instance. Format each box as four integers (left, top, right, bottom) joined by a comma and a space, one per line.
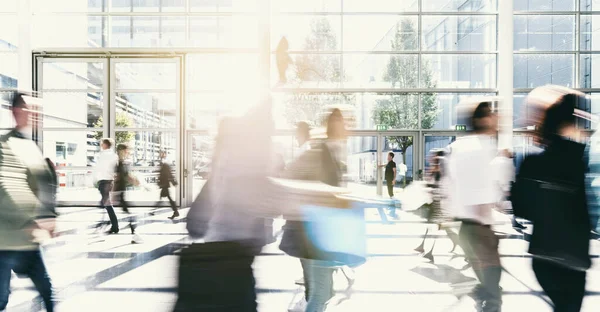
157, 151, 179, 219
447, 101, 505, 311
95, 138, 119, 233
0, 93, 57, 312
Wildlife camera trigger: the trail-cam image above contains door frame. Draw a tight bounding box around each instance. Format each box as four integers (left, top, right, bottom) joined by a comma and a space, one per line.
33, 52, 184, 206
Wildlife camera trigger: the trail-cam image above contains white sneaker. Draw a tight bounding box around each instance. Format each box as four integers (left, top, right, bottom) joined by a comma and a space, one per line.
288, 298, 307, 312
131, 234, 144, 244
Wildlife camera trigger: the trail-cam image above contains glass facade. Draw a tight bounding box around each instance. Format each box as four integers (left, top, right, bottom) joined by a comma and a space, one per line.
0, 0, 600, 202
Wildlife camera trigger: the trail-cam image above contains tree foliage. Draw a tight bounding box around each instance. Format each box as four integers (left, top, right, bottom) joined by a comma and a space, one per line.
282, 18, 353, 127
93, 112, 135, 145
372, 19, 440, 164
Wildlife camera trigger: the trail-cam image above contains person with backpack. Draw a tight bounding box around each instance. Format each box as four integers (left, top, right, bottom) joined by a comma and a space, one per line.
511, 86, 591, 311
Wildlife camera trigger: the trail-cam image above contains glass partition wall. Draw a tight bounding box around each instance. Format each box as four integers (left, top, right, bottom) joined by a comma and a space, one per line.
28, 0, 600, 205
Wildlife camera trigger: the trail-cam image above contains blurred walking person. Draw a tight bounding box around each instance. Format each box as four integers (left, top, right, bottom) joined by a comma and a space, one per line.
511, 87, 591, 312
282, 108, 351, 312
0, 93, 57, 312
157, 151, 179, 219
95, 138, 119, 233
414, 149, 460, 263
446, 100, 505, 311
114, 144, 142, 244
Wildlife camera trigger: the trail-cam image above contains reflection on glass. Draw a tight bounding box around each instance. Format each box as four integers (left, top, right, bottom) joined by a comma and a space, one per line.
273, 54, 343, 88
115, 62, 177, 90
513, 93, 529, 129
0, 92, 15, 129
40, 92, 103, 128
343, 0, 417, 12
344, 54, 419, 89
110, 16, 186, 48
114, 131, 176, 167
271, 16, 341, 51
514, 15, 575, 52
271, 93, 355, 129
514, 0, 575, 11
422, 15, 496, 51
581, 16, 600, 51
190, 134, 213, 199
423, 0, 496, 11
32, 15, 106, 48
0, 16, 18, 50
575, 93, 600, 130
115, 93, 176, 128
423, 93, 495, 129
110, 0, 185, 12
424, 136, 455, 169
346, 136, 378, 195
42, 62, 104, 90
190, 0, 258, 12
513, 54, 574, 88
41, 131, 102, 167
0, 53, 18, 85
272, 0, 341, 12
32, 0, 105, 12
343, 16, 418, 52
423, 54, 496, 89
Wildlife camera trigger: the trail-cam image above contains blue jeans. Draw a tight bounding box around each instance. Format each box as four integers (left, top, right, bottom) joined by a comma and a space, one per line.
0, 249, 54, 312
305, 260, 335, 312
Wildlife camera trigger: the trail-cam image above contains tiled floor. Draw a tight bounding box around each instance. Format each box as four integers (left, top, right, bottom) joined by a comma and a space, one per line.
5, 206, 600, 312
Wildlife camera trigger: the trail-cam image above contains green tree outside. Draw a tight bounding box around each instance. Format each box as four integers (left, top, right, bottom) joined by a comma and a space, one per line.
93, 112, 135, 145
372, 19, 440, 185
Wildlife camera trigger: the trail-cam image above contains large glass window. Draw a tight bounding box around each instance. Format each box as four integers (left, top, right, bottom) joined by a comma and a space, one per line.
514, 54, 575, 89
514, 15, 576, 51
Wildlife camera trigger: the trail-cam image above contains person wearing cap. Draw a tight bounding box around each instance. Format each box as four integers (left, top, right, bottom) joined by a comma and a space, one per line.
0, 93, 57, 312
446, 100, 505, 311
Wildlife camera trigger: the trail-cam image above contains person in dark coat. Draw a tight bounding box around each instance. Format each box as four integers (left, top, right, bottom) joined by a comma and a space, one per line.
511, 86, 591, 312
157, 151, 179, 219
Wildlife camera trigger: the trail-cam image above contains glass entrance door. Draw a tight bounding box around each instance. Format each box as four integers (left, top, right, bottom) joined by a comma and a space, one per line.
110, 58, 181, 206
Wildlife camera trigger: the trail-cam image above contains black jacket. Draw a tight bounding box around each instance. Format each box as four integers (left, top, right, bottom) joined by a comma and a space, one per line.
511, 136, 591, 271
158, 162, 176, 189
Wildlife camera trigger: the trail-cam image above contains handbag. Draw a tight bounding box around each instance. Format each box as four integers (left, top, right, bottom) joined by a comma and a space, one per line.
301, 201, 367, 267
173, 241, 260, 312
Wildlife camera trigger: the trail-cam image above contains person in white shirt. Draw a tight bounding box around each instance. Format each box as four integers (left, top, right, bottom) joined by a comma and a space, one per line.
446, 101, 505, 312
95, 138, 119, 234
398, 161, 408, 186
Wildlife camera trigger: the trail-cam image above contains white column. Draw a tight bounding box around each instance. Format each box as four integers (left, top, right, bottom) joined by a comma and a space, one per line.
17, 0, 32, 92
497, 0, 514, 150
257, 0, 271, 103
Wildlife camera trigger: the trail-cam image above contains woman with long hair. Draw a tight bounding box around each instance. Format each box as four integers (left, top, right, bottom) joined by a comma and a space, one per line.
511, 86, 591, 311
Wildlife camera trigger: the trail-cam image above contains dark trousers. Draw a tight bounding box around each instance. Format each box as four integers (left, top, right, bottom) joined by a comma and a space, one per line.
532, 259, 586, 312
0, 249, 53, 312
159, 187, 177, 212
173, 241, 259, 312
459, 221, 502, 311
117, 191, 136, 233
98, 180, 119, 232
386, 180, 394, 197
